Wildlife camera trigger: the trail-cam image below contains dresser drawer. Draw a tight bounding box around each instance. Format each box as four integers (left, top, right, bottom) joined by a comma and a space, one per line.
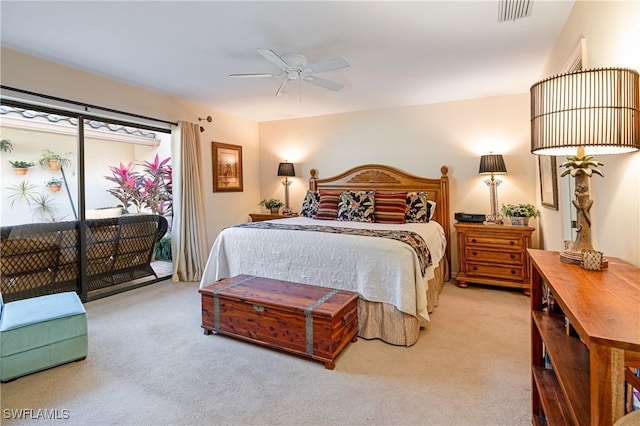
465, 262, 525, 281
464, 232, 524, 249
454, 223, 534, 292
465, 248, 524, 265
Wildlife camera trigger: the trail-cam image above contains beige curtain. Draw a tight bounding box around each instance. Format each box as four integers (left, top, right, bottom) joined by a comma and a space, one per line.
170, 122, 209, 282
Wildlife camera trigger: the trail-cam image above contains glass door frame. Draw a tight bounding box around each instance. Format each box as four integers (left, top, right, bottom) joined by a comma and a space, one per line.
1, 97, 171, 301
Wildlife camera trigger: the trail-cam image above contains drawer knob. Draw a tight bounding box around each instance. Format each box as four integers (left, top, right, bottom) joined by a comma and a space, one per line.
509, 241, 515, 245
510, 254, 515, 259
472, 251, 477, 256
511, 270, 516, 274
472, 266, 478, 271
471, 238, 477, 243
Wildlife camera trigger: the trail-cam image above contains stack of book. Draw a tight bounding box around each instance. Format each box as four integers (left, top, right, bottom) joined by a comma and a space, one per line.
627, 368, 640, 413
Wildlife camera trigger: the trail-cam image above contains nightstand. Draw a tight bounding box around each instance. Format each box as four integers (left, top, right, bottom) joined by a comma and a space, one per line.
454, 222, 534, 293
249, 213, 297, 222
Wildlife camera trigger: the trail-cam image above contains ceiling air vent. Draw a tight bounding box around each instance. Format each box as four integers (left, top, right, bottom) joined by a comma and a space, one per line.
498, 0, 533, 22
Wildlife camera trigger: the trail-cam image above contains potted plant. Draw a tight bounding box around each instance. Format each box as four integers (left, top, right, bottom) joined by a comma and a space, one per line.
45, 177, 64, 192
9, 160, 35, 175
500, 203, 540, 226
104, 156, 173, 216
39, 148, 72, 170
1, 139, 14, 153
259, 198, 284, 214
6, 180, 38, 208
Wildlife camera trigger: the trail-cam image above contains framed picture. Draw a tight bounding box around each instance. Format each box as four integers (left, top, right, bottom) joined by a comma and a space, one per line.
539, 155, 558, 210
212, 142, 243, 192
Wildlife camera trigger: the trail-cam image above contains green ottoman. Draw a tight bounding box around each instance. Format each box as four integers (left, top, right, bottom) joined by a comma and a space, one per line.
0, 291, 88, 382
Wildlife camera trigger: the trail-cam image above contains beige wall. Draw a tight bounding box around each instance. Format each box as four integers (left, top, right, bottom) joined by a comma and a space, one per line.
2, 47, 538, 277
3, 0, 638, 271
259, 93, 538, 274
258, 0, 640, 271
1, 48, 260, 248
537, 0, 640, 266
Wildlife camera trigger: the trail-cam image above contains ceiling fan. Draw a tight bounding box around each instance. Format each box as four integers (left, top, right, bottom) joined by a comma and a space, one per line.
230, 48, 349, 100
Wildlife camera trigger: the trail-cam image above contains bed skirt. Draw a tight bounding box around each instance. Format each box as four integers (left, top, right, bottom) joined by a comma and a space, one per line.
356, 257, 449, 346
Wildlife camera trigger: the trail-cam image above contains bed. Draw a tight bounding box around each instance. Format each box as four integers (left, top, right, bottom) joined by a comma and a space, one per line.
200, 164, 451, 346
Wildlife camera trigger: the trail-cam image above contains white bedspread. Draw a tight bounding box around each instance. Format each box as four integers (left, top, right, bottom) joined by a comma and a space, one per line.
199, 217, 447, 322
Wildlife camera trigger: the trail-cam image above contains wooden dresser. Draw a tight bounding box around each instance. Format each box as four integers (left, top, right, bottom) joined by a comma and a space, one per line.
454, 222, 534, 292
528, 249, 640, 425
249, 213, 297, 222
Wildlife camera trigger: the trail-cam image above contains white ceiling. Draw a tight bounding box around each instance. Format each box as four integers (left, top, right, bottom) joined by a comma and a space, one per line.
0, 1, 575, 122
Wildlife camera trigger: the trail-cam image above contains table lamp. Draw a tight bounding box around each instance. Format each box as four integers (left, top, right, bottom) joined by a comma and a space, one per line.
479, 153, 507, 224
530, 67, 640, 265
277, 162, 295, 215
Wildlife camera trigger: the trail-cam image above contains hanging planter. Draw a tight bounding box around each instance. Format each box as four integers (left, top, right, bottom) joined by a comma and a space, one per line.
49, 159, 61, 170
0, 139, 14, 153
39, 149, 72, 170
9, 160, 35, 175
45, 177, 64, 192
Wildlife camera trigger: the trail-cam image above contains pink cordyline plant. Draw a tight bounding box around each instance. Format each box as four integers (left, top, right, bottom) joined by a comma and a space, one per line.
104, 155, 172, 216
138, 155, 172, 216
104, 162, 141, 211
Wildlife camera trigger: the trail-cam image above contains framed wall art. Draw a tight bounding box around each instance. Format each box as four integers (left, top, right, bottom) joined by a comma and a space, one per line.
212, 142, 243, 192
539, 155, 558, 210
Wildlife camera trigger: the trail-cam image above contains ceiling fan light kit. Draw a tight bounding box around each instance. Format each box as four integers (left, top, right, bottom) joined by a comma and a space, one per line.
230, 48, 349, 100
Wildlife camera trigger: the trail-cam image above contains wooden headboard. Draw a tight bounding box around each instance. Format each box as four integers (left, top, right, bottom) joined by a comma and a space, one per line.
308, 164, 451, 270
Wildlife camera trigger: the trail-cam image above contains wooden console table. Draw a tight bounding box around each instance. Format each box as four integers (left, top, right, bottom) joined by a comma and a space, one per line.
528, 249, 640, 425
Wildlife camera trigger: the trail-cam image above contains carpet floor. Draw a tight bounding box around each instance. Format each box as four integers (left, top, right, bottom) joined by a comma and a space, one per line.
0, 280, 532, 425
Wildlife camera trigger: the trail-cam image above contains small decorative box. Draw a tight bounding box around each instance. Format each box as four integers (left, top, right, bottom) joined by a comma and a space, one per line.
581, 250, 604, 271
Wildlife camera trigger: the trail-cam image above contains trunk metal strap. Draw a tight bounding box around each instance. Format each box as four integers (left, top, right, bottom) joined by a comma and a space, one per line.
213, 276, 256, 329
304, 288, 340, 355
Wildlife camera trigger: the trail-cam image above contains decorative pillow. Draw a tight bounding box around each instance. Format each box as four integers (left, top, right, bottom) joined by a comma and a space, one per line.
374, 192, 407, 224
300, 190, 320, 218
314, 191, 341, 220
427, 200, 436, 220
86, 207, 124, 219
405, 192, 429, 223
337, 191, 375, 222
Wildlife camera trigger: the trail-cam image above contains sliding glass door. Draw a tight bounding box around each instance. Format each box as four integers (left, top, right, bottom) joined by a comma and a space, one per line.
0, 101, 172, 301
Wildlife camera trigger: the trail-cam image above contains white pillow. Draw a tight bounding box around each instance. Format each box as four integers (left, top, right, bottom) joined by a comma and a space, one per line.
86, 207, 123, 219
427, 201, 436, 220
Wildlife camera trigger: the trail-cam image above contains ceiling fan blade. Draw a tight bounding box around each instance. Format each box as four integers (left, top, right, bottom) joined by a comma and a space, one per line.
275, 78, 289, 97
229, 73, 279, 78
257, 48, 293, 72
303, 75, 345, 92
304, 57, 350, 74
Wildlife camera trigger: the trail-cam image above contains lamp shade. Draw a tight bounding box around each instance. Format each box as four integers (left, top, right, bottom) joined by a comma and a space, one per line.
478, 154, 507, 174
530, 67, 640, 156
277, 162, 295, 177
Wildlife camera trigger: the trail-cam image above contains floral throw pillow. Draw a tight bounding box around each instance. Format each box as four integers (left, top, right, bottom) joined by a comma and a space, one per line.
314, 191, 341, 220
406, 191, 429, 223
337, 190, 375, 222
300, 190, 320, 218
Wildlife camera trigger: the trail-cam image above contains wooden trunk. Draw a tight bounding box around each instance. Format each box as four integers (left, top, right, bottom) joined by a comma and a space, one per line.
199, 275, 358, 369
